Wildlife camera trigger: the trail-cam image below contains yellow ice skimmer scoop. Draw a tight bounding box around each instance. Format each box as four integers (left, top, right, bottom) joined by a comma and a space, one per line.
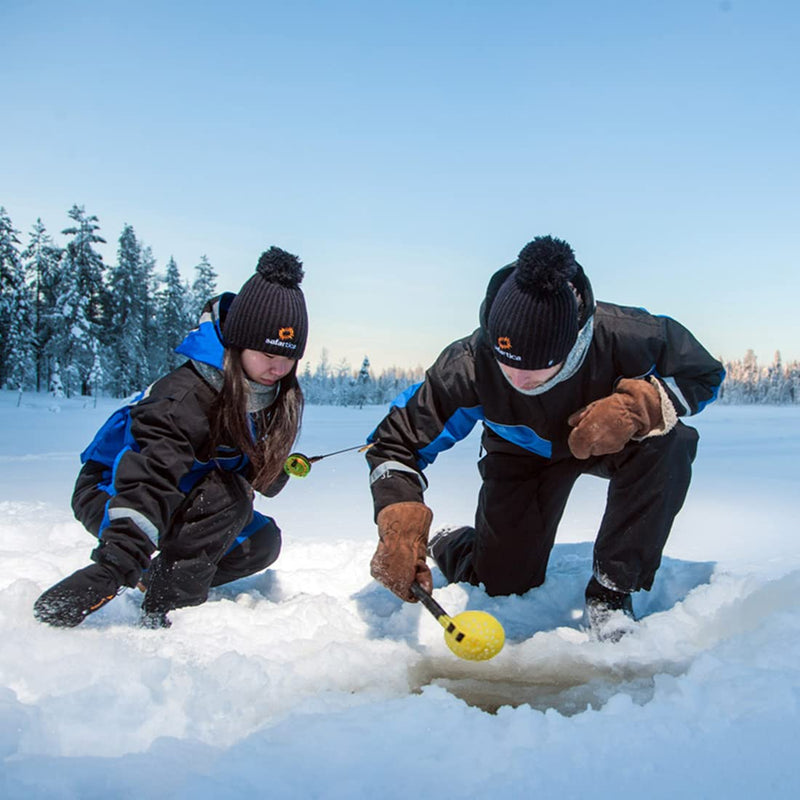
411, 582, 505, 661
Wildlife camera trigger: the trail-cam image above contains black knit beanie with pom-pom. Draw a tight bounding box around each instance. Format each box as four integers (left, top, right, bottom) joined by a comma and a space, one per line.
487, 236, 579, 370
223, 246, 308, 358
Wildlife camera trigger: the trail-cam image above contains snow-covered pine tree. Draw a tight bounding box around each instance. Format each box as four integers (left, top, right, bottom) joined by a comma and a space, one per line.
49, 359, 64, 399
4, 260, 35, 393
140, 245, 160, 382
313, 348, 332, 401
0, 208, 21, 382
374, 364, 424, 404
87, 341, 104, 406
298, 348, 329, 403
787, 361, 800, 404
765, 351, 792, 405
106, 225, 150, 396
299, 361, 318, 403
22, 218, 62, 391
0, 207, 35, 390
190, 254, 217, 318
51, 206, 108, 396
741, 349, 759, 404
157, 256, 191, 373
332, 357, 352, 405
351, 356, 373, 408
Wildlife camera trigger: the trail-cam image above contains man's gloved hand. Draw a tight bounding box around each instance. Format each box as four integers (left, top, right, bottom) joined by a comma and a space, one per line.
370, 501, 433, 602
567, 378, 664, 459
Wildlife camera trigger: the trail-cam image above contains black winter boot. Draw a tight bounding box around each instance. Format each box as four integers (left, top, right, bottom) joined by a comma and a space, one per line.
33, 563, 124, 628
584, 576, 635, 643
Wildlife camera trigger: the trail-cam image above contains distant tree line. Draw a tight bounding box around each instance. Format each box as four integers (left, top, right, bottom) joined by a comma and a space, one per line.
717, 350, 800, 405
300, 352, 424, 407
0, 204, 217, 399
0, 204, 423, 405
1, 204, 797, 406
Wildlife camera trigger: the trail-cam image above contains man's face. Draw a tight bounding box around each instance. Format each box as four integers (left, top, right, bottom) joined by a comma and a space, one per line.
498, 361, 563, 391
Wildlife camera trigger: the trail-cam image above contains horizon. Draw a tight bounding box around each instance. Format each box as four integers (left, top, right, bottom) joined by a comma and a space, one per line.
2, 202, 797, 373
2, 200, 796, 374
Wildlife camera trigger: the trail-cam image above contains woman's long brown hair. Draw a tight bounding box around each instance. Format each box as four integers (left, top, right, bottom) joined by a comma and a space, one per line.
209, 348, 304, 494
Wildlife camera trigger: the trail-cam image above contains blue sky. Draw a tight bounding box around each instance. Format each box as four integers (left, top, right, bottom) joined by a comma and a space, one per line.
2, 0, 798, 372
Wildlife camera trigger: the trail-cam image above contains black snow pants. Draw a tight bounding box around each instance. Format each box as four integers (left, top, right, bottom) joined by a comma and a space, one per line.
432, 421, 699, 597
72, 465, 282, 614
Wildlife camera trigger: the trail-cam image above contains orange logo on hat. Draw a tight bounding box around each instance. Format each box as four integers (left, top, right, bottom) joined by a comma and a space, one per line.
497, 336, 512, 350
278, 327, 295, 341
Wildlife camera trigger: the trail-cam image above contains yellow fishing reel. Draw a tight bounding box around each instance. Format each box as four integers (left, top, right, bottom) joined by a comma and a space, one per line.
284, 452, 313, 477
411, 582, 505, 661
283, 443, 373, 478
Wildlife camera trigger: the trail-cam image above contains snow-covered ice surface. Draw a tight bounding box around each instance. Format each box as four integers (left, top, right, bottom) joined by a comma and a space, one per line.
1, 392, 799, 798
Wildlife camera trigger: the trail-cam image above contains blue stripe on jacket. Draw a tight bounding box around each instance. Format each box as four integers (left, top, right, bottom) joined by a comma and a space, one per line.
223, 511, 274, 555
416, 405, 484, 468
377, 381, 555, 468
484, 420, 553, 458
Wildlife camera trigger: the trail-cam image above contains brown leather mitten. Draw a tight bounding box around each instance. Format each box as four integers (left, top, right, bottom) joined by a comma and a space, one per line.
370, 502, 433, 602
567, 378, 664, 460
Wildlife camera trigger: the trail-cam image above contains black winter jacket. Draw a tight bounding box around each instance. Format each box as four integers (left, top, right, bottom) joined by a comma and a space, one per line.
366, 263, 725, 515
77, 295, 286, 577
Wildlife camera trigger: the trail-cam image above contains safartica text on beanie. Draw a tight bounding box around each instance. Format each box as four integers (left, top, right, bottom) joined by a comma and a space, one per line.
488, 236, 579, 370
223, 246, 309, 358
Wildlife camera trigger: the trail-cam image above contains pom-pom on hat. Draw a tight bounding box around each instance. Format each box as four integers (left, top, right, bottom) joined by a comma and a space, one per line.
223, 246, 308, 359
488, 236, 579, 370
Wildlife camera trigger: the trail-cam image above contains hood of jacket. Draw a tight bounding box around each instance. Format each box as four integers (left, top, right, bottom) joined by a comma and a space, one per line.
174, 293, 235, 370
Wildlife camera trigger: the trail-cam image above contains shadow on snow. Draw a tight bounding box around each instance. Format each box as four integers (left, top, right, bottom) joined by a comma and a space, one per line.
352, 542, 716, 715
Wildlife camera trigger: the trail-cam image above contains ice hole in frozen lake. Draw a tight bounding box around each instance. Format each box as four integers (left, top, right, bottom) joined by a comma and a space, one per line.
408, 657, 690, 715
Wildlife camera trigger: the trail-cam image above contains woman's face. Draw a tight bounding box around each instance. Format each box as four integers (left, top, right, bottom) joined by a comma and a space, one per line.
240, 349, 296, 386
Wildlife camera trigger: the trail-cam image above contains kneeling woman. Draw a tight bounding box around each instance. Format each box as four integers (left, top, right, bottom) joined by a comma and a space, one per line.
34, 247, 308, 628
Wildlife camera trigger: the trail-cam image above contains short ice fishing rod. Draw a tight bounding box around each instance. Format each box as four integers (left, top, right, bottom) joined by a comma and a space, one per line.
283, 443, 374, 478
411, 581, 505, 661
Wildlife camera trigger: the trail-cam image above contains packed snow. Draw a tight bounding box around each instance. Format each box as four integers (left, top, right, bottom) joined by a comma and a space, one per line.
1, 391, 799, 798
